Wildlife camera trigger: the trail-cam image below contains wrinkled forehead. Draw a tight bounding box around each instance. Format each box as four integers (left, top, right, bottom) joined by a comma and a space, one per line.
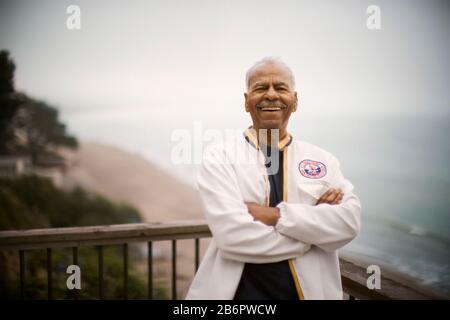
247, 63, 295, 89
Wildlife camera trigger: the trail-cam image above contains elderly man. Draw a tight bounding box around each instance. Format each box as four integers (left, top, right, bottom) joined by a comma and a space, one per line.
186, 57, 361, 300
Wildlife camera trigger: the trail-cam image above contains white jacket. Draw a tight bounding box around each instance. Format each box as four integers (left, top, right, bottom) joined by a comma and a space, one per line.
186, 129, 362, 300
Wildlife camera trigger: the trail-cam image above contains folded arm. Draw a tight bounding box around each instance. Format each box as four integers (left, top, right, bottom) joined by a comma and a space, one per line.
198, 146, 311, 263
275, 157, 362, 252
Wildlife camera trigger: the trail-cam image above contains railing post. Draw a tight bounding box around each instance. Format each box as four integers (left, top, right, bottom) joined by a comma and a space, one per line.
195, 238, 200, 272
123, 243, 128, 300
47, 248, 52, 300
72, 247, 78, 300
148, 242, 153, 300
172, 240, 177, 300
19, 250, 25, 300
97, 246, 104, 300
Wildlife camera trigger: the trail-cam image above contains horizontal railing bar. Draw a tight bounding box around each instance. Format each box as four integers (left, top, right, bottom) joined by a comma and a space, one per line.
0, 232, 212, 251
0, 220, 211, 251
339, 259, 437, 300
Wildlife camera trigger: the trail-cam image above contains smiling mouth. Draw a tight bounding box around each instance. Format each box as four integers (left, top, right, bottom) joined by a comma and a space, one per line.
259, 107, 283, 112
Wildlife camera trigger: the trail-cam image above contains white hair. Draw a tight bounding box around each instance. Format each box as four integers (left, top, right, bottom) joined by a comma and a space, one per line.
245, 57, 296, 90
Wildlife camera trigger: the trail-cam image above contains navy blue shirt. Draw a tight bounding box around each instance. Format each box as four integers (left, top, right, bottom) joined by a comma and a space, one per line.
233, 141, 299, 300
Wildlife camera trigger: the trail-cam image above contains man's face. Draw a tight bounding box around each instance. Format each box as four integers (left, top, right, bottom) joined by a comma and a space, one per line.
245, 63, 298, 132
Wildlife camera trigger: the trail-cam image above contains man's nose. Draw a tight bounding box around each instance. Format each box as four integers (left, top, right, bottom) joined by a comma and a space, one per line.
264, 86, 278, 100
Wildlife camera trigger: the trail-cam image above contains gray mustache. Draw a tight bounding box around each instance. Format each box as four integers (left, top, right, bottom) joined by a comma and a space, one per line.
256, 101, 288, 109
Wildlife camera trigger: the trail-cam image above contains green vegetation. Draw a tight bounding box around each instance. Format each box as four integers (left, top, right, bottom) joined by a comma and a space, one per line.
0, 175, 141, 230
0, 175, 168, 299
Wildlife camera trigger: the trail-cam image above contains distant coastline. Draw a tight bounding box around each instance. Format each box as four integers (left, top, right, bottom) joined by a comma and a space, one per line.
61, 142, 203, 223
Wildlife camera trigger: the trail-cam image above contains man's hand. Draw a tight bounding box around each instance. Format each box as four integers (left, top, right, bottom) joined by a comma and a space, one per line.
245, 202, 280, 226
316, 188, 344, 205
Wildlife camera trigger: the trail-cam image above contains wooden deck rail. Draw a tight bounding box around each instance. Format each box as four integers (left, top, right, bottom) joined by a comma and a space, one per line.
0, 220, 441, 300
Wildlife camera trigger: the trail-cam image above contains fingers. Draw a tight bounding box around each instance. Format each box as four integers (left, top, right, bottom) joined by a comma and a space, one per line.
245, 203, 262, 219
324, 188, 340, 203
332, 191, 344, 204
316, 188, 343, 205
316, 188, 333, 204
245, 202, 257, 210
316, 189, 332, 204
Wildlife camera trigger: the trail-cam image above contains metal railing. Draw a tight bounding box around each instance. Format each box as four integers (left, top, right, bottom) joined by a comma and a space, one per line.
0, 220, 442, 300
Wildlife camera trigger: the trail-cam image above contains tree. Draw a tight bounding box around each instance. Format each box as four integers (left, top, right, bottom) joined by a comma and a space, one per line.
0, 50, 77, 162
0, 50, 24, 154
13, 97, 78, 164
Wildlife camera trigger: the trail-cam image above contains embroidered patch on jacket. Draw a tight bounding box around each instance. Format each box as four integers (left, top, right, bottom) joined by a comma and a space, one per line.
298, 159, 327, 179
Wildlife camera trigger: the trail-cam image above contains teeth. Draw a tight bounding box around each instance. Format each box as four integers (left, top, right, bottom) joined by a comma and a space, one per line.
261, 107, 281, 111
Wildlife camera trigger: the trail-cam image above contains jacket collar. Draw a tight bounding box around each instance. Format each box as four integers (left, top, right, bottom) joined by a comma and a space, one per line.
243, 126, 293, 151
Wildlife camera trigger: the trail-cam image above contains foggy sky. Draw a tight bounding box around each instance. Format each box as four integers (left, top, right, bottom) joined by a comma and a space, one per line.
0, 0, 449, 128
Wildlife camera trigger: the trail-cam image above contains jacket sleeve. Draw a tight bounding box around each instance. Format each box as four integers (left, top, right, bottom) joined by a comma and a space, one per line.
198, 145, 311, 264
275, 156, 362, 253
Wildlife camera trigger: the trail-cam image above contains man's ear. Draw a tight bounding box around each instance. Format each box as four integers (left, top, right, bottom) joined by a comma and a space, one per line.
244, 92, 249, 112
